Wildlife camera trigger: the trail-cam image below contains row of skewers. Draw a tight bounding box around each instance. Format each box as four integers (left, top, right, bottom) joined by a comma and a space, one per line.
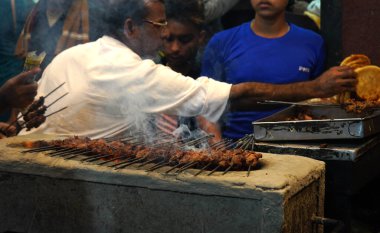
22, 134, 262, 176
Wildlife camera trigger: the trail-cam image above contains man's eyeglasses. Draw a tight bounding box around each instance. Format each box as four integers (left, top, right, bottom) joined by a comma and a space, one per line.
143, 19, 168, 29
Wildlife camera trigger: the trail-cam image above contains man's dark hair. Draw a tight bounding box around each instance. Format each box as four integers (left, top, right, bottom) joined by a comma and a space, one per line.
104, 0, 164, 38
165, 0, 205, 30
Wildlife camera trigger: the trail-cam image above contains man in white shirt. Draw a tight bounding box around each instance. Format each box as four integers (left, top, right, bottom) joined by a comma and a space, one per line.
23, 0, 356, 138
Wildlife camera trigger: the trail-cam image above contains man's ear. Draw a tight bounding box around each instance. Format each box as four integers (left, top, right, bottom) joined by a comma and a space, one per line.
123, 18, 137, 38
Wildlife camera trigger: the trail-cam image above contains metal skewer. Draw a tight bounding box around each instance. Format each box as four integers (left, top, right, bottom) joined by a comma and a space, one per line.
44, 82, 66, 99
222, 163, 234, 175
97, 155, 129, 165
259, 100, 340, 107
44, 106, 68, 118
194, 163, 211, 176
137, 158, 159, 168
57, 149, 89, 157
146, 160, 170, 172
165, 162, 185, 173
247, 165, 252, 177
81, 154, 109, 162
64, 151, 92, 160
207, 165, 220, 176
114, 157, 146, 170
210, 139, 230, 149
47, 148, 74, 156
180, 134, 214, 148
176, 161, 198, 174
51, 148, 83, 157
45, 92, 68, 108
21, 145, 58, 153
108, 157, 138, 167
5, 82, 66, 131
19, 106, 68, 130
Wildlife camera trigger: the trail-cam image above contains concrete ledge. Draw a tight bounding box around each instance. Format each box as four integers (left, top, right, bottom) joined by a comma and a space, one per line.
0, 134, 325, 233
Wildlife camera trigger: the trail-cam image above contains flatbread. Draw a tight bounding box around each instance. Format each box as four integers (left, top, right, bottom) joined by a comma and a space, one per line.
355, 65, 380, 101
337, 54, 371, 103
340, 54, 371, 69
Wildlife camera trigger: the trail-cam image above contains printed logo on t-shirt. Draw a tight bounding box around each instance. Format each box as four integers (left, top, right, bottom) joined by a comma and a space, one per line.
298, 66, 310, 73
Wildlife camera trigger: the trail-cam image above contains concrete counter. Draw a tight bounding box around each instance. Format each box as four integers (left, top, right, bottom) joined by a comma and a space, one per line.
0, 134, 325, 233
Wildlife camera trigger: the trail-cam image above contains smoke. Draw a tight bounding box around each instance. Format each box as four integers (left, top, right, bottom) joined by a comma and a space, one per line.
173, 124, 210, 150
116, 82, 212, 148
118, 90, 212, 149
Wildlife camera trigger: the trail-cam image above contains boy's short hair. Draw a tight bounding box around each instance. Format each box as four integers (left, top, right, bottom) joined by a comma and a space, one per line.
165, 0, 205, 30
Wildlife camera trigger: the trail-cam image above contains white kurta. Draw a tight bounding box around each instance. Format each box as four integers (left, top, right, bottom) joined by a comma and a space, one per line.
21, 36, 231, 138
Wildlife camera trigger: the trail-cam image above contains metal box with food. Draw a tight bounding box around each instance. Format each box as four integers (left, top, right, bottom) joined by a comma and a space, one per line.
253, 105, 380, 141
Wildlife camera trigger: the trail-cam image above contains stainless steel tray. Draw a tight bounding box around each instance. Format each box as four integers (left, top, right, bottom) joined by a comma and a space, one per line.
253, 105, 380, 141
253, 135, 380, 161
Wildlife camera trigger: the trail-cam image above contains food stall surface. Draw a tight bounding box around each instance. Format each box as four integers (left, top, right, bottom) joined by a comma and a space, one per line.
249, 104, 380, 232
0, 134, 325, 233
252, 133, 380, 233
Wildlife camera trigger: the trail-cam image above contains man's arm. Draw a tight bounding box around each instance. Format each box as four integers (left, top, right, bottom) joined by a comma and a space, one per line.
229, 66, 356, 111
197, 116, 222, 143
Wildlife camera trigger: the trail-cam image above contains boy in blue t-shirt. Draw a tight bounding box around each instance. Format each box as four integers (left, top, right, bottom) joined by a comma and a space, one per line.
201, 0, 326, 140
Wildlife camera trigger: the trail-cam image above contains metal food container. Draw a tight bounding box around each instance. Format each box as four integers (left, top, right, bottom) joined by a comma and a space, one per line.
253, 105, 380, 141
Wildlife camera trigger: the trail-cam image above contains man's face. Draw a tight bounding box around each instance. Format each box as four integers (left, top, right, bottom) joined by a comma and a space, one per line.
138, 0, 167, 59
162, 20, 204, 67
250, 0, 288, 19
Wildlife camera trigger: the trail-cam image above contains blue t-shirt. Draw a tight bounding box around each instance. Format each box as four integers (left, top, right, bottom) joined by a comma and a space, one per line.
201, 22, 325, 139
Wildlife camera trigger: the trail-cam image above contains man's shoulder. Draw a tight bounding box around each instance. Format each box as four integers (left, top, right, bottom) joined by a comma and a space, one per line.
214, 22, 250, 38
53, 41, 96, 62
49, 36, 127, 67
290, 24, 323, 42
210, 22, 250, 43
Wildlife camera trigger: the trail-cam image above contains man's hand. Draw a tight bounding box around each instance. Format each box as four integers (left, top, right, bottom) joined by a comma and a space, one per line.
0, 68, 40, 111
0, 122, 17, 139
312, 66, 357, 98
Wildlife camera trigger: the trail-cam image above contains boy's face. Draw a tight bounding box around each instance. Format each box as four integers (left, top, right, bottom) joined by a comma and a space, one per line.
162, 20, 204, 67
250, 0, 288, 18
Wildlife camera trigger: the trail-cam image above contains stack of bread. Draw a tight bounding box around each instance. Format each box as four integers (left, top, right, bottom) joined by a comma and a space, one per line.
338, 54, 380, 104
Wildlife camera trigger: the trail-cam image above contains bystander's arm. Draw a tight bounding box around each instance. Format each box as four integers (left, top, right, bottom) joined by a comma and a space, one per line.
0, 68, 40, 113
197, 116, 222, 143
0, 122, 17, 139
